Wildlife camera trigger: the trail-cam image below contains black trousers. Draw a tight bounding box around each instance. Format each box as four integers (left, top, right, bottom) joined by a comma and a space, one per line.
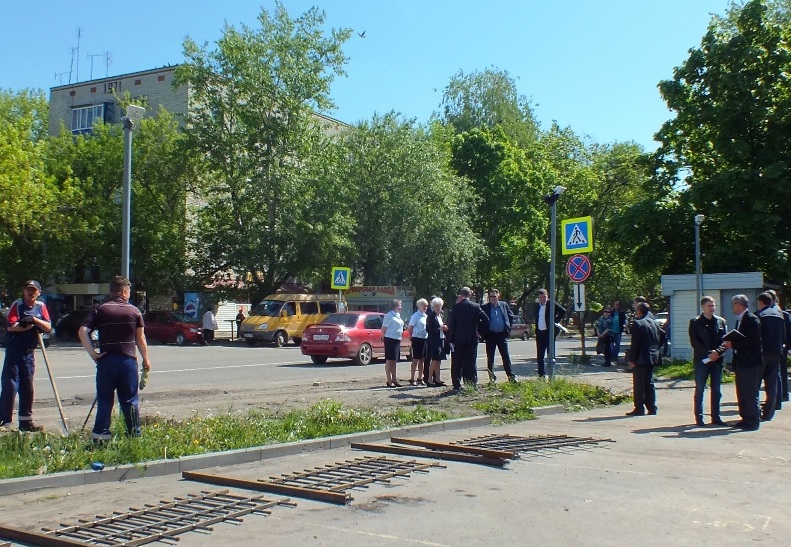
779, 352, 789, 402
485, 332, 514, 378
535, 329, 549, 377
632, 364, 656, 412
734, 365, 763, 428
761, 356, 780, 421
452, 342, 478, 388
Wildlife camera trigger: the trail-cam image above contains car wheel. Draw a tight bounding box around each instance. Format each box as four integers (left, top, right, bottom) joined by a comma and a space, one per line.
245, 338, 257, 347
175, 332, 186, 346
274, 330, 288, 347
43, 340, 51, 348
521, 332, 528, 341
311, 355, 328, 364
354, 343, 373, 366
293, 337, 302, 346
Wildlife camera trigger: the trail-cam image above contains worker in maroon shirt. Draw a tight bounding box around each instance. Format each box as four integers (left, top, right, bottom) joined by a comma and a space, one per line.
79, 276, 152, 442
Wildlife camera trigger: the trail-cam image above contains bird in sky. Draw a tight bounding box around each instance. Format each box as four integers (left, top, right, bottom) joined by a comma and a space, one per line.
358, 30, 366, 38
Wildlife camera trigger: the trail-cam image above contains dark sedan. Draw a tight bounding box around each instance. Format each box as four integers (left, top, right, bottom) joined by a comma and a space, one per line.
301, 312, 411, 365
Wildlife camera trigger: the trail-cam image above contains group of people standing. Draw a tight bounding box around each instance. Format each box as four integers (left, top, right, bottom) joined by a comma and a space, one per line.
689, 292, 789, 431
379, 286, 567, 389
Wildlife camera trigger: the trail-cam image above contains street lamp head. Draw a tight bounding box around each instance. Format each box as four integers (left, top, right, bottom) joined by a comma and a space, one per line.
125, 105, 146, 122
694, 214, 705, 225
542, 186, 566, 206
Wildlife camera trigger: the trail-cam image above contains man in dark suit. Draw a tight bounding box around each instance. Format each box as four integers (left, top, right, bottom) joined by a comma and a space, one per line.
448, 287, 489, 390
688, 296, 727, 426
481, 289, 515, 383
626, 302, 661, 416
723, 294, 763, 431
533, 288, 566, 378
756, 292, 784, 422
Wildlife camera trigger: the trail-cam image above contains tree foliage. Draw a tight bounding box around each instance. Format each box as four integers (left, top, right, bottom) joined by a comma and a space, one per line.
632, 0, 791, 283
175, 2, 352, 301
0, 89, 56, 291
336, 113, 482, 296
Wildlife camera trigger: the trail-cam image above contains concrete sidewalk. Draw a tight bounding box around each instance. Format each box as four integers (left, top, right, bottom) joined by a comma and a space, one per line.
0, 378, 789, 545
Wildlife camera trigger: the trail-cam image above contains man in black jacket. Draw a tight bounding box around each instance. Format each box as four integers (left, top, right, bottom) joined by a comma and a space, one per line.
448, 287, 489, 390
756, 292, 784, 422
481, 289, 515, 382
626, 302, 661, 416
533, 289, 566, 378
723, 294, 763, 431
688, 296, 727, 426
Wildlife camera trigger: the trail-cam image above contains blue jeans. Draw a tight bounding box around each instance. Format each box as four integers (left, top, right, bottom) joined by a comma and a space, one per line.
0, 348, 36, 425
694, 360, 723, 421
611, 332, 623, 361
92, 353, 140, 440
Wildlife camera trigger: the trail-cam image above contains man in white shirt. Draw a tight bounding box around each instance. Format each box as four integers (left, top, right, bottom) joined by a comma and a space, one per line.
202, 305, 218, 345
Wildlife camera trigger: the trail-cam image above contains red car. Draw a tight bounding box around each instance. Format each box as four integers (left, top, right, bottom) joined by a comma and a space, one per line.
143, 311, 203, 346
301, 312, 412, 365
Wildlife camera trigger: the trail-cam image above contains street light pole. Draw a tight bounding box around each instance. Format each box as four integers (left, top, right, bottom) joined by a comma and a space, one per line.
543, 186, 566, 379
121, 105, 145, 280
694, 214, 705, 312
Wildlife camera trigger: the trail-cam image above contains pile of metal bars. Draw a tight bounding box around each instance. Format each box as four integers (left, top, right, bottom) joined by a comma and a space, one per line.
184, 455, 443, 505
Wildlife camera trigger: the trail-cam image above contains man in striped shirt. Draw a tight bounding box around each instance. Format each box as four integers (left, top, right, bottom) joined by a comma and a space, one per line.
79, 276, 152, 442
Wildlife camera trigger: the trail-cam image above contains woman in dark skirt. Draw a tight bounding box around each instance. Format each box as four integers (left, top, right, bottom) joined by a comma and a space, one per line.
425, 297, 448, 386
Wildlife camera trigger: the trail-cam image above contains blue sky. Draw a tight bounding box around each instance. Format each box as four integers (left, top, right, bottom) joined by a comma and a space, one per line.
1, 0, 728, 151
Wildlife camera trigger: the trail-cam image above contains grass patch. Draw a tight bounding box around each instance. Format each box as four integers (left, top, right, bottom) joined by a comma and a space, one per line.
0, 400, 446, 480
656, 359, 735, 384
471, 377, 630, 424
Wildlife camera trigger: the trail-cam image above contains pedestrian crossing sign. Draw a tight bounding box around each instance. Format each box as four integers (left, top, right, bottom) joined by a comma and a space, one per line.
561, 216, 593, 255
330, 266, 352, 290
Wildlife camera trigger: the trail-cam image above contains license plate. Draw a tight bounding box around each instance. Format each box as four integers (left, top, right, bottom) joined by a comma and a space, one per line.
313, 334, 330, 341
243, 333, 253, 338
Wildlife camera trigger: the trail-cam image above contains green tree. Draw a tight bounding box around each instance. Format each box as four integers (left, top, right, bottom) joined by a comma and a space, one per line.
643, 0, 791, 282
175, 2, 352, 301
0, 89, 59, 291
336, 113, 482, 297
439, 67, 539, 148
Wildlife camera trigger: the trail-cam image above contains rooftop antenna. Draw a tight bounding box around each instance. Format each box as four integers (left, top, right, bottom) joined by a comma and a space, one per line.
54, 71, 70, 85
67, 28, 82, 83
87, 51, 112, 80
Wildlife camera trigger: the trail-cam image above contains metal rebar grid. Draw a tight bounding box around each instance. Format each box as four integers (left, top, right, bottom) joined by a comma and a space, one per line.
452, 434, 614, 457
184, 456, 444, 505
0, 490, 293, 547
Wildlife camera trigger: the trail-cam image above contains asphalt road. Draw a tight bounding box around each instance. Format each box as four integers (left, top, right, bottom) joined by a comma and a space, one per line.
1, 335, 603, 429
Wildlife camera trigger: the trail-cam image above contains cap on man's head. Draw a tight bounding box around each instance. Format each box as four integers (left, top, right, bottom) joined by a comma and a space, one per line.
24, 280, 41, 291
458, 287, 472, 298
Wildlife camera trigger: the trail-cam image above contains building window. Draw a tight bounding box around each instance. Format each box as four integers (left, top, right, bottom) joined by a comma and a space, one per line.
71, 104, 104, 134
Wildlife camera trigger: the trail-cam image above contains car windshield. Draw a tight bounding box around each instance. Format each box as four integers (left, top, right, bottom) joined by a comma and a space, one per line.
250, 300, 283, 317
321, 314, 360, 328
169, 312, 194, 323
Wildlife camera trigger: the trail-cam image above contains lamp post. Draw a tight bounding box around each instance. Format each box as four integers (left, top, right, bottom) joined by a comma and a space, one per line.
543, 186, 566, 379
694, 214, 705, 312
121, 105, 145, 280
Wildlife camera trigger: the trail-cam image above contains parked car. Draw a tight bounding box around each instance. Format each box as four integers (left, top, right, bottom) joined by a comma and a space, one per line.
241, 293, 345, 347
55, 310, 92, 340
654, 311, 669, 330
55, 309, 98, 347
143, 311, 203, 346
509, 316, 530, 340
3, 306, 53, 347
300, 312, 412, 365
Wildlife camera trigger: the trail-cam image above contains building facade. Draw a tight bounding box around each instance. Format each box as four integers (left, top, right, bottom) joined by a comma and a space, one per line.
48, 66, 187, 135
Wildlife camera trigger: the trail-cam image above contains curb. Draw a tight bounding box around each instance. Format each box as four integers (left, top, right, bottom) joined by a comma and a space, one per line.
0, 415, 492, 496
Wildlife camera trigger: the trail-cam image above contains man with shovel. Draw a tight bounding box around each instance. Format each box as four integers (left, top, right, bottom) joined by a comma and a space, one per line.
0, 280, 52, 432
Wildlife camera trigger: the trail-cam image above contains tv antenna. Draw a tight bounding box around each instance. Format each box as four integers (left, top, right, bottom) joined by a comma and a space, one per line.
87, 51, 112, 79
67, 28, 82, 83
54, 71, 70, 85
